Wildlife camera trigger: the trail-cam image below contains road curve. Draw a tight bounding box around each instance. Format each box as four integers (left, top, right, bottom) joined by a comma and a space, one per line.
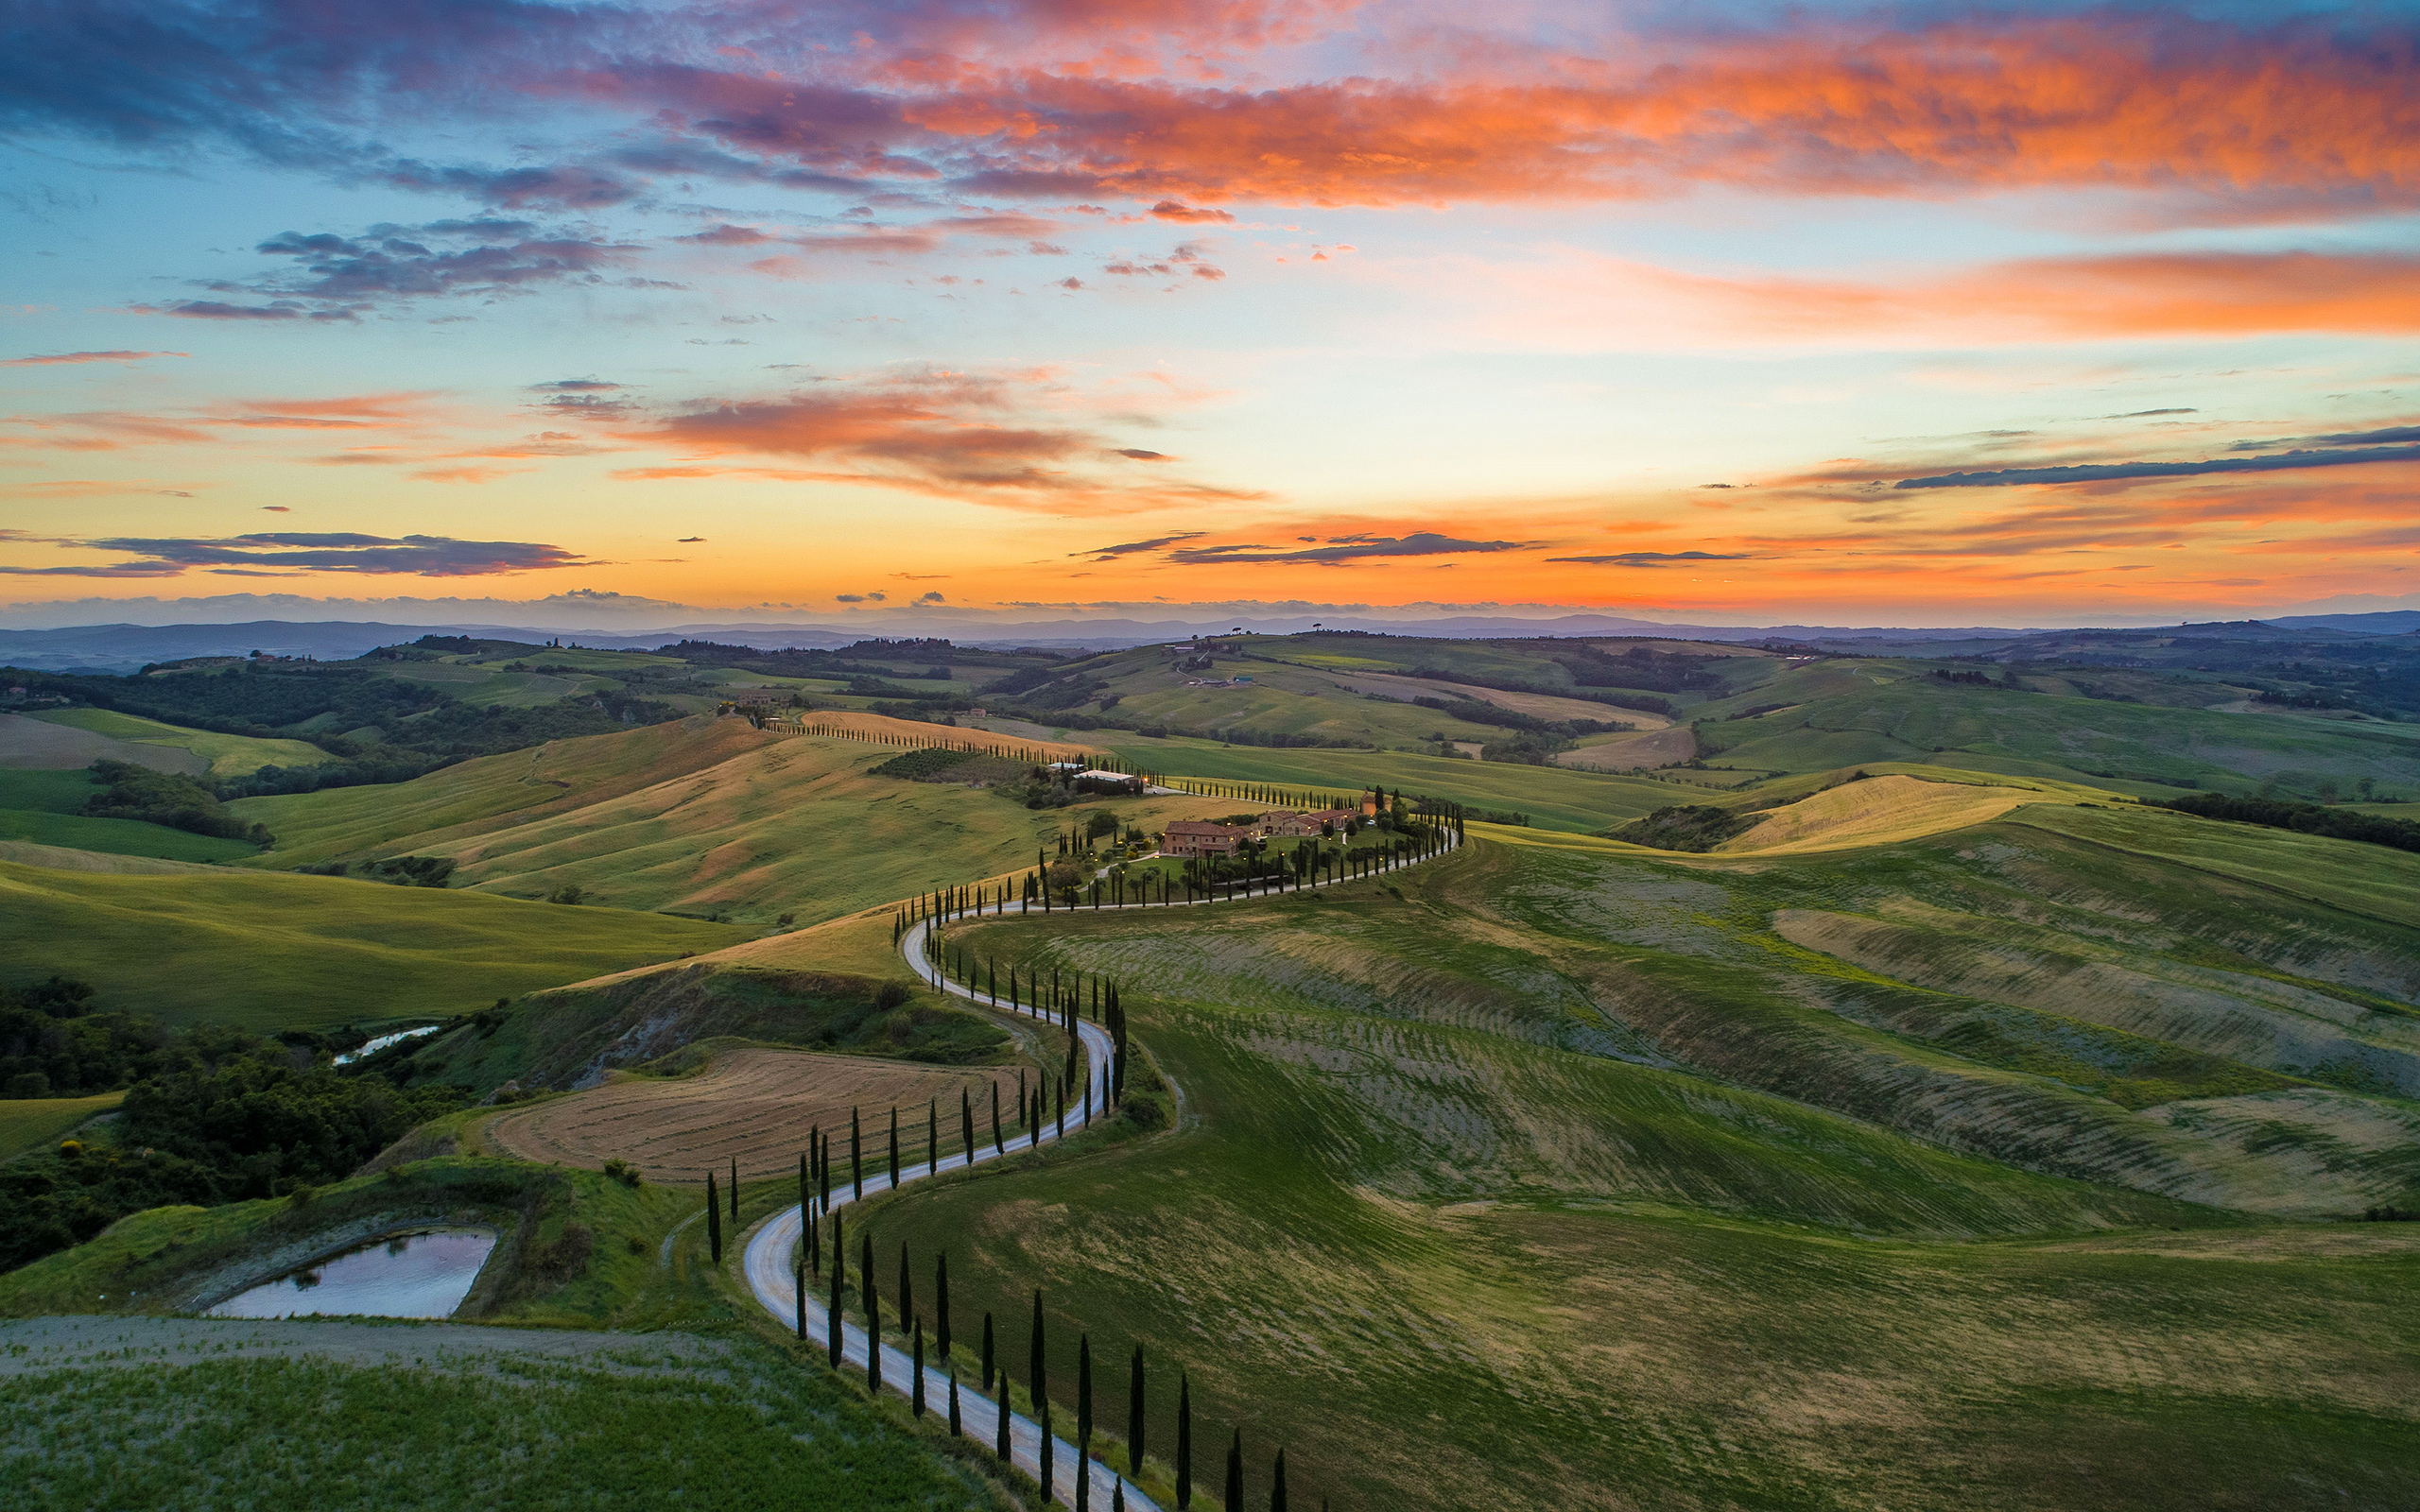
742, 829, 1461, 1509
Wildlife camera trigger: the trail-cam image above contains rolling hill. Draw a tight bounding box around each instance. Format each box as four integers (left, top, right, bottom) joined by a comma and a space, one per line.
0, 860, 747, 1031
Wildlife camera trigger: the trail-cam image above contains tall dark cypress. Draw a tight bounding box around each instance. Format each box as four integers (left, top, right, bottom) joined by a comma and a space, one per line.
1224, 1428, 1243, 1512
961, 1087, 975, 1163
1177, 1373, 1193, 1509
981, 1310, 995, 1388
888, 1105, 900, 1189
1079, 1332, 1094, 1447
1271, 1449, 1287, 1512
1029, 1288, 1047, 1406
826, 1245, 843, 1367
912, 1320, 926, 1417
1129, 1344, 1146, 1475
1040, 1400, 1055, 1504
794, 1259, 806, 1341
729, 1157, 739, 1218
705, 1172, 722, 1263
862, 1231, 880, 1333
992, 1080, 1005, 1156
798, 1149, 809, 1221
851, 1106, 863, 1200
948, 1368, 961, 1435
936, 1252, 952, 1363
994, 1365, 1011, 1460
808, 1206, 819, 1276
896, 1242, 914, 1346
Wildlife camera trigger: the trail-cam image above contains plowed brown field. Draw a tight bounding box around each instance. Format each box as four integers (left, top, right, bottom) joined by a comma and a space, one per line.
484, 1047, 1031, 1184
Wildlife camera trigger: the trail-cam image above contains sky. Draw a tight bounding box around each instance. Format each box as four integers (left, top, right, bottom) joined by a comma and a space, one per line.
4, 0, 2419, 630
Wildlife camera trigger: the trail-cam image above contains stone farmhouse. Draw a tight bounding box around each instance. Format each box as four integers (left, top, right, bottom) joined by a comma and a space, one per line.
1162, 820, 1245, 857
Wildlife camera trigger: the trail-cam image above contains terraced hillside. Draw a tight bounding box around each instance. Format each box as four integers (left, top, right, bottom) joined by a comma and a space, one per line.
851, 776, 2420, 1511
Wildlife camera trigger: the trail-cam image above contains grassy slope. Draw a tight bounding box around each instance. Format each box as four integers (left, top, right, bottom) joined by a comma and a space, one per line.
0, 766, 258, 862
1696, 665, 2417, 793
1109, 733, 1681, 831
0, 862, 747, 1031
873, 880, 2420, 1512
28, 707, 332, 777
0, 1093, 123, 1161
241, 721, 1236, 924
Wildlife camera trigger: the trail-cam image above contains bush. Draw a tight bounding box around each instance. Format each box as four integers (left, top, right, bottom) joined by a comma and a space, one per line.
874, 981, 913, 1010
1611, 805, 1755, 852
2153, 792, 2420, 853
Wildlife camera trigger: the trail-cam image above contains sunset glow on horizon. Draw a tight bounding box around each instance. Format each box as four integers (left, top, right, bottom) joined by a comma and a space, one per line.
6, 0, 2419, 629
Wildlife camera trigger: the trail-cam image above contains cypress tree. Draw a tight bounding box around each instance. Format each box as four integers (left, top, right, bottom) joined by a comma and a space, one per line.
1271, 1449, 1287, 1512
1077, 1432, 1091, 1511
981, 1310, 996, 1387
961, 1087, 975, 1163
799, 1149, 809, 1220
994, 1365, 1011, 1460
705, 1173, 721, 1263
949, 1368, 961, 1435
862, 1231, 880, 1334
826, 1258, 843, 1367
808, 1206, 819, 1276
851, 1107, 863, 1199
1040, 1400, 1055, 1504
730, 1157, 739, 1217
1029, 1288, 1046, 1406
1079, 1332, 1094, 1448
897, 1242, 914, 1345
913, 1320, 926, 1417
936, 1252, 952, 1362
888, 1105, 900, 1189
794, 1259, 806, 1341
1177, 1373, 1192, 1509
1115, 1478, 1126, 1512
992, 1081, 1004, 1156
827, 1209, 846, 1366
1129, 1344, 1145, 1475
1224, 1428, 1243, 1512
927, 1097, 937, 1176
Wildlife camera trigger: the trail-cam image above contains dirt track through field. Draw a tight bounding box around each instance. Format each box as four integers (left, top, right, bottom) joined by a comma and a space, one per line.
484, 1047, 1028, 1183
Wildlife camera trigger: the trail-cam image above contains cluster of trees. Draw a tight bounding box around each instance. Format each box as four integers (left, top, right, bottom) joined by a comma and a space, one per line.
12, 659, 686, 801
0, 988, 462, 1270
2153, 792, 2420, 854
81, 760, 273, 845
1612, 804, 1758, 852
1553, 644, 1724, 696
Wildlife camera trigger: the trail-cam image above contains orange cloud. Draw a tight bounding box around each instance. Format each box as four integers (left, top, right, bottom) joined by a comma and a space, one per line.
614, 15, 2420, 211
620, 373, 1265, 512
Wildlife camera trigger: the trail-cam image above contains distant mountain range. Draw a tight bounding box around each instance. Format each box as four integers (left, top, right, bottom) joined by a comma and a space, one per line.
1, 610, 2413, 675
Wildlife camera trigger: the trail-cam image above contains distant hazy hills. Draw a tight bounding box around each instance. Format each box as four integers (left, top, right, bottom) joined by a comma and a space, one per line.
1, 610, 2414, 674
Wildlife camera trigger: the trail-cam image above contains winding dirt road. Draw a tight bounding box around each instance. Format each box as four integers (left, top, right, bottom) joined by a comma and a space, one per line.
741, 828, 1461, 1510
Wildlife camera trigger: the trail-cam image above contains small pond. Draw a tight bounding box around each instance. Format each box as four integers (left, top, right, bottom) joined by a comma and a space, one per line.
206, 1227, 498, 1319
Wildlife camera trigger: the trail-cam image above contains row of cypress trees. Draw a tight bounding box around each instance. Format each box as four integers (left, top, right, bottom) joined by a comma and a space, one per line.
887, 793, 1468, 941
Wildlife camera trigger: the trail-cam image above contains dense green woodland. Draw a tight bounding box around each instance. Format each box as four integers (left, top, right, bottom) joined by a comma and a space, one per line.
0, 977, 458, 1270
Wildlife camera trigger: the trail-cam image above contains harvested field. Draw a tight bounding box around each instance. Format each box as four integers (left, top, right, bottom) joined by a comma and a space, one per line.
1555, 725, 1697, 771
0, 713, 203, 776
484, 1047, 1030, 1183
1720, 773, 2048, 852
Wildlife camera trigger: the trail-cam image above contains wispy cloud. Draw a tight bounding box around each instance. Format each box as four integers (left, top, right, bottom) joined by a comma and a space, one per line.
1167, 532, 1526, 565
1, 350, 188, 367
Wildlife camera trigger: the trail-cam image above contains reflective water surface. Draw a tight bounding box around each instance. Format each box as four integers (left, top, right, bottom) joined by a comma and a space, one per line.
206, 1227, 498, 1319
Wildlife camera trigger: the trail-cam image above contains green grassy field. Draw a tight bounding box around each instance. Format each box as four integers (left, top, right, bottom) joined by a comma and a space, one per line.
0, 1336, 1000, 1512
0, 766, 259, 862
1108, 733, 1682, 830
26, 707, 333, 778
826, 784, 2420, 1510
0, 861, 749, 1031
234, 720, 1239, 924
873, 881, 2420, 1511
0, 1093, 123, 1161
